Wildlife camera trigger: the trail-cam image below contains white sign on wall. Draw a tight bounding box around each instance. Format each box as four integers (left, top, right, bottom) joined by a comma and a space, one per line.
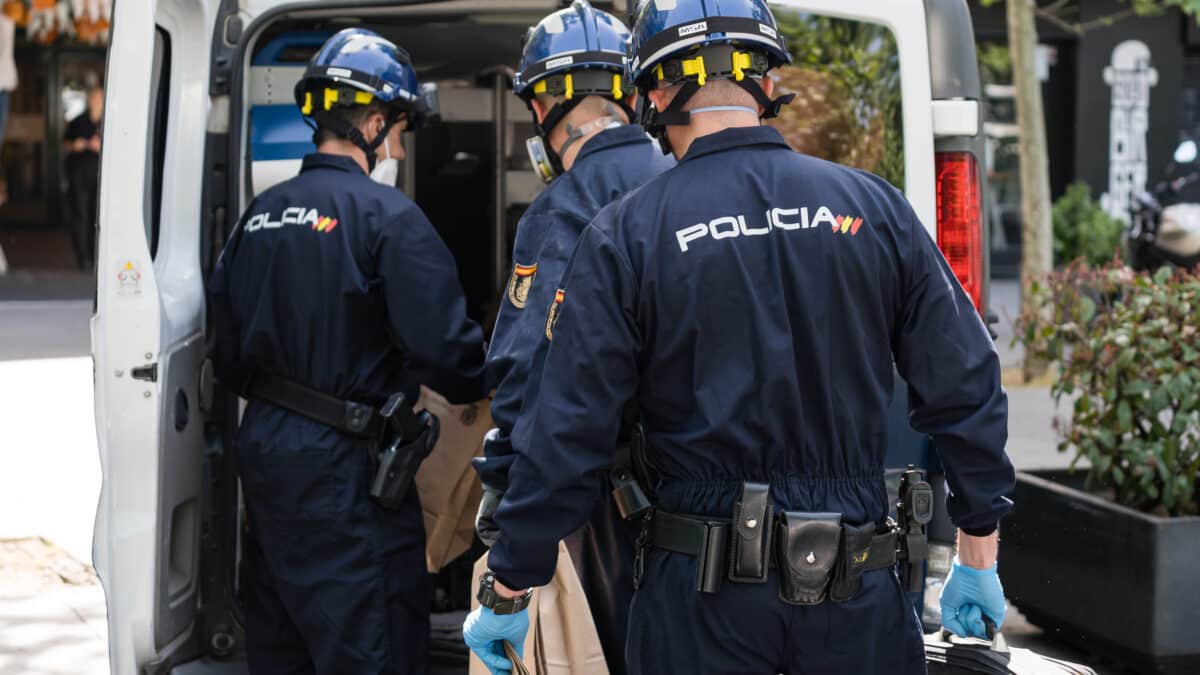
1101, 40, 1158, 223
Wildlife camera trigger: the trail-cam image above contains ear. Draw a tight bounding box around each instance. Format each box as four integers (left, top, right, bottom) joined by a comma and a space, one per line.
530, 97, 550, 125
647, 87, 670, 113
761, 76, 775, 98
362, 110, 387, 139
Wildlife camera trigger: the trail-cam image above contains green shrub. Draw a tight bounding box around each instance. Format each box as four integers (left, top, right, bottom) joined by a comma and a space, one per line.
1052, 182, 1126, 268
1016, 261, 1200, 516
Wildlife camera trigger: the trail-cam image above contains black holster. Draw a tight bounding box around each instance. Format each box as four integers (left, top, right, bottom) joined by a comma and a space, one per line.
611, 445, 652, 520
611, 424, 655, 520
368, 393, 438, 510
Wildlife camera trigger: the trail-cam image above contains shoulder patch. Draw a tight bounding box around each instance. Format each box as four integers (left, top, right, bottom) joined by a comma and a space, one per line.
545, 289, 565, 340
507, 262, 538, 309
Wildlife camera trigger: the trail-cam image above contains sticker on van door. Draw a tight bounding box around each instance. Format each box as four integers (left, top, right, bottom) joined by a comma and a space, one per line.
117, 261, 142, 296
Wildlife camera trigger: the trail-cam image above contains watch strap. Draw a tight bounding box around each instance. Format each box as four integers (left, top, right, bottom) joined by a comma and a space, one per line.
477, 570, 533, 614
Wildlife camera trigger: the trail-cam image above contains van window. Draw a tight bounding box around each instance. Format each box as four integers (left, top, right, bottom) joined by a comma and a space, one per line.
147, 27, 171, 258
766, 9, 905, 190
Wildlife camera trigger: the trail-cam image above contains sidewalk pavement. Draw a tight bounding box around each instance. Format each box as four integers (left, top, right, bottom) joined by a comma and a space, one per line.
0, 539, 107, 675
0, 355, 100, 565
0, 298, 107, 675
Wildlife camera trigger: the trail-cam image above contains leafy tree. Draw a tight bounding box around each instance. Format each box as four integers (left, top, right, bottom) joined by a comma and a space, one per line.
996, 0, 1200, 35
767, 11, 905, 190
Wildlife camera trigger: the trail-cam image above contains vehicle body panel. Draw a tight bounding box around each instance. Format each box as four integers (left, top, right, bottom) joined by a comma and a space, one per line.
93, 1, 219, 673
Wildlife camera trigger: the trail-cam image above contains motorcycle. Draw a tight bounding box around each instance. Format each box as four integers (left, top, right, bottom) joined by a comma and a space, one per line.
1126, 139, 1200, 272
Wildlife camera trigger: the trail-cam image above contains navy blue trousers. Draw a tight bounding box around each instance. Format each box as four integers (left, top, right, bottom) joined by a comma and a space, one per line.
625, 550, 926, 675
237, 405, 430, 675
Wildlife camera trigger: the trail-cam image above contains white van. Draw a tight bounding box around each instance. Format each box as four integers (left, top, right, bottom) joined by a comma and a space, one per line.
92, 1, 992, 672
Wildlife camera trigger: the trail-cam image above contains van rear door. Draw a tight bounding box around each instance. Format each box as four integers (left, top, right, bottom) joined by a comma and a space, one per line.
93, 1, 224, 673
768, 0, 938, 224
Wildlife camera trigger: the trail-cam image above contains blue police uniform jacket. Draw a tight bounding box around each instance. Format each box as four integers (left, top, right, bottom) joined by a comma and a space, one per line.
477, 124, 674, 489
208, 153, 487, 406
488, 126, 1015, 589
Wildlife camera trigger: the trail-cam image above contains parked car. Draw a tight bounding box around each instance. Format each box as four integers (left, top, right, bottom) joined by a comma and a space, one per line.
92, 0, 993, 672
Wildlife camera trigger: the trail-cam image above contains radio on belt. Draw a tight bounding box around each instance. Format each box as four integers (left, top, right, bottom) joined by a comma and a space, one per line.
897, 466, 934, 593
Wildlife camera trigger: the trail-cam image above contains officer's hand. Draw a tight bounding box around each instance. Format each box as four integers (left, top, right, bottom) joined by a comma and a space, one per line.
476, 485, 503, 548
940, 557, 1006, 639
463, 606, 530, 675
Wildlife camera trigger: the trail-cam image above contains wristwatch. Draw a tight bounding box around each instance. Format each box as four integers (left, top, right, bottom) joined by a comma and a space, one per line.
476, 570, 533, 615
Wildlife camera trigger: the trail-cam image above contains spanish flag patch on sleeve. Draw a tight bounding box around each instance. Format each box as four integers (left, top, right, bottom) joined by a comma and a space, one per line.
545, 289, 565, 340
507, 262, 538, 309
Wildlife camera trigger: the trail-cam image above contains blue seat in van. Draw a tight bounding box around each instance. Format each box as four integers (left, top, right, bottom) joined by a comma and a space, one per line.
249, 32, 331, 195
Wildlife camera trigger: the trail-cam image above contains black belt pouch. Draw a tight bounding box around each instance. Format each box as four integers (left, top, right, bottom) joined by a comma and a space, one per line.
728, 482, 773, 583
829, 521, 877, 602
776, 511, 842, 605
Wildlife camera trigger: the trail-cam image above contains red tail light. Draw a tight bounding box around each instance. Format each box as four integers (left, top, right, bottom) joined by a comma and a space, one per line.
935, 152, 983, 311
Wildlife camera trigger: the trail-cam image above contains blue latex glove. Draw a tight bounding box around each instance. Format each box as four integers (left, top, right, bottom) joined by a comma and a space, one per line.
939, 557, 1006, 639
463, 606, 530, 674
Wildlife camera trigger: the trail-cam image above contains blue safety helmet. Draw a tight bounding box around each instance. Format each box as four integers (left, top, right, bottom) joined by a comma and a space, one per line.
293, 28, 437, 168
514, 0, 632, 104
628, 0, 794, 152
513, 0, 637, 180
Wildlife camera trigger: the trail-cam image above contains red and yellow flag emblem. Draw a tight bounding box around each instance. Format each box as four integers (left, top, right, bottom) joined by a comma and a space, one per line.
312, 216, 339, 233
545, 289, 565, 340
831, 215, 864, 236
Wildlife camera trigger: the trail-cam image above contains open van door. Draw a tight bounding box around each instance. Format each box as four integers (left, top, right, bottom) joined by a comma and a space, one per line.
92, 1, 230, 673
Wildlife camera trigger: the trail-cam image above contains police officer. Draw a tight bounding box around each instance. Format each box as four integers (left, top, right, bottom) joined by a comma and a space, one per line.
463, 0, 1015, 672
472, 3, 673, 673
208, 29, 486, 674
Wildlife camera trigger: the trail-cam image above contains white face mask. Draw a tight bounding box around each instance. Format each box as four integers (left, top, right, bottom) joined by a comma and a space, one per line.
370, 136, 399, 187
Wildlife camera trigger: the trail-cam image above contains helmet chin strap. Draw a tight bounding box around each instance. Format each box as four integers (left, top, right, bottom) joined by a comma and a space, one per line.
641, 75, 795, 155
311, 110, 396, 172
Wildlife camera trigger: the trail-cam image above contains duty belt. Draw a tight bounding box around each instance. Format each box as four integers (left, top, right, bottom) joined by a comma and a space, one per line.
638, 507, 900, 598
247, 372, 384, 438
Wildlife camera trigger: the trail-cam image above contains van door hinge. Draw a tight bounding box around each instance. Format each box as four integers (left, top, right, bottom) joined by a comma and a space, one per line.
131, 363, 158, 383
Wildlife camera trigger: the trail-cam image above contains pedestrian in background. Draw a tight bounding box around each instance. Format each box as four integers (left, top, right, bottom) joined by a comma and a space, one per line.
0, 12, 16, 207
64, 82, 102, 270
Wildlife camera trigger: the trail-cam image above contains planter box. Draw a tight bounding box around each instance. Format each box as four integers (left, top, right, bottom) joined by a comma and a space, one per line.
1000, 470, 1200, 675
